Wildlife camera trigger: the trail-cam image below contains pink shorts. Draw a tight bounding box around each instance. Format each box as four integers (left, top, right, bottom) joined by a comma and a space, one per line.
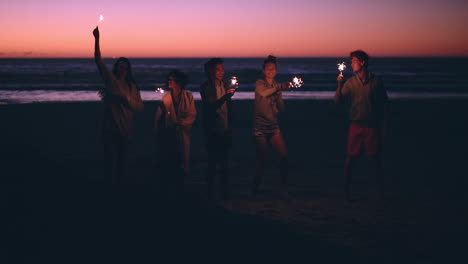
347, 122, 381, 156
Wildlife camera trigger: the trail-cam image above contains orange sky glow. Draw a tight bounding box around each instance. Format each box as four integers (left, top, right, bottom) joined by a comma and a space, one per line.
1, 0, 467, 58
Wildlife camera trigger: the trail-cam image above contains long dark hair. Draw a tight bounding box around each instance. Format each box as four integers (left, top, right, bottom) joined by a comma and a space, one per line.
113, 57, 136, 87
204, 58, 223, 81
99, 57, 137, 99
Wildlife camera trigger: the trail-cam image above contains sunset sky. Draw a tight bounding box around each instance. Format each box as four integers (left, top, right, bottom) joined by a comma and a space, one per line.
1, 0, 467, 58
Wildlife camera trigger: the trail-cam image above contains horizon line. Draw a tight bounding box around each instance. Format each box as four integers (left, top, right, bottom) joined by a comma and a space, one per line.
1, 55, 468, 59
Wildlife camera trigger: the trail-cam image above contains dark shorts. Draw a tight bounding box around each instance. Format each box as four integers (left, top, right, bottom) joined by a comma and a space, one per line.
347, 122, 381, 156
254, 128, 281, 137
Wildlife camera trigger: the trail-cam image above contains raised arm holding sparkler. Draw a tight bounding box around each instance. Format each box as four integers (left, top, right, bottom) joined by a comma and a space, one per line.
92, 25, 143, 184
93, 26, 143, 111
93, 27, 105, 74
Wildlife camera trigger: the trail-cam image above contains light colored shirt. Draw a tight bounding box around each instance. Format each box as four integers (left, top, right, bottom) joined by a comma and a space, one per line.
155, 90, 197, 129
155, 90, 197, 172
95, 59, 144, 138
255, 79, 285, 132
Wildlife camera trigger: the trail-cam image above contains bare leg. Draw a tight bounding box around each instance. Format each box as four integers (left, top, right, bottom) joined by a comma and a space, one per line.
254, 136, 268, 196
270, 133, 289, 197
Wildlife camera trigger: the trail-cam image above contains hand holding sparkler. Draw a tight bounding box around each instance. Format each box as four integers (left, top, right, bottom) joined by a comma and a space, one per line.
225, 76, 237, 97
337, 74, 344, 85
337, 61, 346, 85
93, 26, 100, 39
226, 88, 236, 97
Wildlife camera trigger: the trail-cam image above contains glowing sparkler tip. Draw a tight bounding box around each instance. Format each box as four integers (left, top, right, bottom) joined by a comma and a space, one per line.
99, 14, 104, 22
337, 62, 346, 72
230, 76, 239, 89
290, 76, 304, 88
155, 87, 165, 94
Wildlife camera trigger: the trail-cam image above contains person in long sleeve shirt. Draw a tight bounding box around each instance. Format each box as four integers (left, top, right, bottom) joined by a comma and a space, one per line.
155, 70, 196, 191
334, 50, 388, 201
199, 58, 235, 200
253, 55, 291, 198
93, 26, 144, 184
255, 79, 285, 133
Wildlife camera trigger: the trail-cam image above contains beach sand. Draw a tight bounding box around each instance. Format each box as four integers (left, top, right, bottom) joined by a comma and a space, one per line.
2, 99, 467, 262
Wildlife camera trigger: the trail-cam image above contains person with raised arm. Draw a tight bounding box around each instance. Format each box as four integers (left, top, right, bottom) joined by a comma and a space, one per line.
93, 26, 144, 184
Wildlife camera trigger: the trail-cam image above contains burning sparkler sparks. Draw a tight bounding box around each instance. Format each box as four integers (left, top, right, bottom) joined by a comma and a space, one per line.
289, 76, 304, 88
230, 76, 239, 89
96, 14, 104, 27
337, 62, 346, 76
155, 87, 165, 94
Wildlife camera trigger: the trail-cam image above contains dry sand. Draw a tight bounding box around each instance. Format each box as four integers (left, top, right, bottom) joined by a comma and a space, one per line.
2, 99, 467, 263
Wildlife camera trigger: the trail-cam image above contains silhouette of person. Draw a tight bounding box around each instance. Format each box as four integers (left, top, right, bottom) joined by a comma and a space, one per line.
155, 70, 196, 195
199, 58, 236, 200
93, 26, 144, 184
334, 50, 389, 200
253, 55, 291, 198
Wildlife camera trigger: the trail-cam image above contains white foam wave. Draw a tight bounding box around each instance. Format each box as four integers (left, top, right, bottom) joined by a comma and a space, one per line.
1, 90, 468, 104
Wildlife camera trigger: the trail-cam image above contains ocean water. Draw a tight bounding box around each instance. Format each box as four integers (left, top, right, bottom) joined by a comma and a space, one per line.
0, 57, 467, 103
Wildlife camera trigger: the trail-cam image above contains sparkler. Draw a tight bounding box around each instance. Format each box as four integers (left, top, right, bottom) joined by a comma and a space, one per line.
155, 87, 165, 94
97, 14, 104, 26
337, 62, 346, 76
229, 76, 239, 89
289, 76, 304, 88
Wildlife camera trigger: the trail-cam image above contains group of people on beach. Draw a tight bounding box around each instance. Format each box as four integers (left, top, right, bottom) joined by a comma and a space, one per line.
93, 27, 388, 200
